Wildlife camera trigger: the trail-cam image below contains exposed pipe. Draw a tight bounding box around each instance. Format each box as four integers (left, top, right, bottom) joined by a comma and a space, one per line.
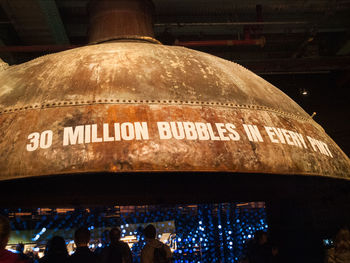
155, 21, 308, 27
175, 37, 266, 48
0, 37, 266, 52
88, 0, 156, 44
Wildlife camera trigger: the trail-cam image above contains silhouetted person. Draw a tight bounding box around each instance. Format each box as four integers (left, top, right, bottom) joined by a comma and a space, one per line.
141, 224, 172, 263
16, 243, 32, 262
326, 227, 350, 263
245, 230, 273, 263
0, 215, 29, 263
39, 236, 69, 263
101, 227, 132, 263
69, 227, 99, 263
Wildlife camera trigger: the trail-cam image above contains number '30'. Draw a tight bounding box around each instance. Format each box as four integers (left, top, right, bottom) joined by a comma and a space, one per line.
26, 130, 53, 151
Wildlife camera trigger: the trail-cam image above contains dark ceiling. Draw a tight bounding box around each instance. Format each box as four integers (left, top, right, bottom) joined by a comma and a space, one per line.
0, 0, 349, 156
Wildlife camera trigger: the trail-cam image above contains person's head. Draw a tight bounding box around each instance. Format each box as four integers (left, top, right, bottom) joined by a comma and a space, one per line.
254, 230, 268, 245
335, 227, 350, 252
16, 243, 24, 253
144, 224, 156, 239
0, 215, 10, 250
45, 236, 68, 256
74, 227, 91, 247
109, 227, 121, 245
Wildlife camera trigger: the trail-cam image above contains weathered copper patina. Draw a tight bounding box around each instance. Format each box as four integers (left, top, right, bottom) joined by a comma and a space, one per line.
0, 42, 349, 181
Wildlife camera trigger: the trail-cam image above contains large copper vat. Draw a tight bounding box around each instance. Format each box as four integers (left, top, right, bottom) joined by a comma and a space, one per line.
0, 0, 349, 206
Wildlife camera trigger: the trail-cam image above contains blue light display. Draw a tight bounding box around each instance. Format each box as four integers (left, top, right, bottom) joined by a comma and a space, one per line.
1, 203, 267, 262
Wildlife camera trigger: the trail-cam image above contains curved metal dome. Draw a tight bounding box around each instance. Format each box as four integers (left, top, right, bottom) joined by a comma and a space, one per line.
0, 42, 349, 181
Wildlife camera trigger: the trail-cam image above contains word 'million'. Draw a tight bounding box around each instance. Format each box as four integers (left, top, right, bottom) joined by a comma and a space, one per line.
63, 122, 149, 146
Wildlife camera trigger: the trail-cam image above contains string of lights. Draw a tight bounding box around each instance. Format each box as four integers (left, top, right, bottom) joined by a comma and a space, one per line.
1, 203, 267, 262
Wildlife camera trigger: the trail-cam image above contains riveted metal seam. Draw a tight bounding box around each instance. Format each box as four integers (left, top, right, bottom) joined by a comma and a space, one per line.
0, 100, 312, 122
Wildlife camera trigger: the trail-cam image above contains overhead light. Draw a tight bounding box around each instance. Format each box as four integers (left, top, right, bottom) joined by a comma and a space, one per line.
301, 89, 308, 96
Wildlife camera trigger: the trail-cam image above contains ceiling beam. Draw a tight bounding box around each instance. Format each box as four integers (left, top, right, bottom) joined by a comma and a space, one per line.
0, 0, 69, 45
36, 0, 69, 44
236, 56, 350, 74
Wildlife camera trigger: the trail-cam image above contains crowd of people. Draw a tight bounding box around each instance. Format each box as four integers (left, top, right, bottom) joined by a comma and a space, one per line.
0, 215, 172, 263
2, 214, 350, 263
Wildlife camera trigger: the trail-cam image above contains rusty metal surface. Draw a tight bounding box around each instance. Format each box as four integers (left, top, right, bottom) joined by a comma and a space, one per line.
0, 58, 8, 71
0, 42, 349, 180
89, 0, 155, 44
0, 43, 314, 116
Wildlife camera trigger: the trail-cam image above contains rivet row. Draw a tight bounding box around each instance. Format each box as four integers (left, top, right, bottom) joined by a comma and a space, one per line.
0, 99, 311, 122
